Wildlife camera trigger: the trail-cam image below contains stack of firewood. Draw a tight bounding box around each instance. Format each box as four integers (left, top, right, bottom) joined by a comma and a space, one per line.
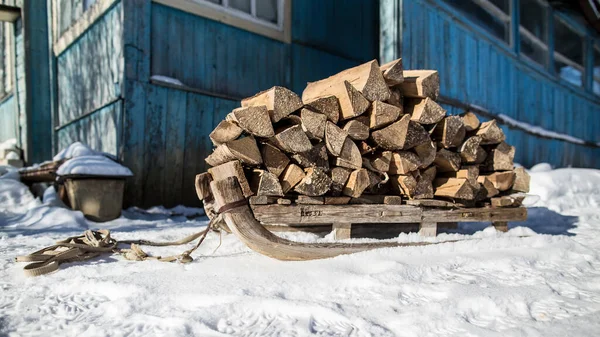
204, 59, 529, 207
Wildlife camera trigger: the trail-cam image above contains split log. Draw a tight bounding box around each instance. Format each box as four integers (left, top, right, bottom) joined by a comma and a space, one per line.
477, 176, 500, 198
414, 166, 436, 199
194, 172, 213, 201
432, 116, 466, 148
291, 143, 329, 171
230, 106, 275, 138
390, 174, 418, 198
389, 151, 421, 175
343, 116, 370, 141
386, 88, 403, 107
368, 151, 392, 172
459, 136, 488, 164
371, 114, 410, 150
335, 138, 362, 170
296, 196, 324, 205
304, 96, 341, 123
491, 196, 520, 208
366, 169, 383, 189
330, 167, 352, 196
512, 167, 530, 193
325, 121, 348, 156
404, 121, 431, 149
414, 140, 436, 168
384, 195, 403, 205
405, 98, 446, 124
209, 120, 243, 146
484, 171, 516, 191
280, 163, 306, 194
482, 142, 515, 171
300, 108, 327, 140
241, 86, 303, 123
368, 101, 402, 129
271, 125, 312, 153
251, 169, 284, 196
357, 141, 375, 155
303, 60, 390, 107
249, 196, 278, 205
461, 111, 480, 132
208, 160, 253, 197
476, 120, 505, 145
433, 148, 461, 172
400, 70, 440, 100
277, 198, 292, 205
303, 81, 370, 121
294, 168, 332, 196
380, 58, 404, 86
260, 143, 290, 177
350, 195, 385, 204
433, 178, 476, 200
343, 168, 370, 198
205, 136, 262, 167
442, 166, 479, 186
324, 196, 351, 205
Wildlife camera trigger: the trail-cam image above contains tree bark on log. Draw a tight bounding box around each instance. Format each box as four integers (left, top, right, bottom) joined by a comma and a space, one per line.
241, 86, 303, 123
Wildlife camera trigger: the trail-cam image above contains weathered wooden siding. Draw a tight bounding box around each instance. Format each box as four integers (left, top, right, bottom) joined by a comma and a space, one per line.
400, 0, 600, 168
56, 100, 121, 156
56, 1, 123, 126
14, 17, 25, 157
0, 95, 15, 142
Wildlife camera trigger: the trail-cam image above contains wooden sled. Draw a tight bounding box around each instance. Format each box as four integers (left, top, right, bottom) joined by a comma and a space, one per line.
198, 174, 527, 261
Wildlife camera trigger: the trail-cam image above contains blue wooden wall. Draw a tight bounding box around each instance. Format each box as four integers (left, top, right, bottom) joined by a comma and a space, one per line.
400, 0, 600, 168
0, 95, 15, 142
121, 1, 378, 207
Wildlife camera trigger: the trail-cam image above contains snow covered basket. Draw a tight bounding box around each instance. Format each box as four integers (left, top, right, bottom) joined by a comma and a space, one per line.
57, 155, 133, 222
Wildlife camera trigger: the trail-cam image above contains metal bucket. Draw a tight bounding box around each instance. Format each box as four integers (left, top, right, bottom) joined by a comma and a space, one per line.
64, 177, 126, 222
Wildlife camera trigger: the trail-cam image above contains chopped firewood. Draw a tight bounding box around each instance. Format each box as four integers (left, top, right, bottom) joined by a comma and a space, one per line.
205, 136, 262, 167
300, 108, 327, 140
294, 167, 332, 196
251, 169, 284, 196
390, 174, 418, 198
209, 120, 243, 146
230, 106, 275, 138
208, 160, 252, 197
280, 163, 306, 194
296, 196, 324, 205
482, 142, 515, 171
304, 60, 390, 105
276, 114, 302, 129
291, 143, 330, 171
241, 86, 303, 123
343, 116, 370, 141
194, 172, 213, 201
380, 58, 404, 86
405, 98, 446, 124
386, 88, 403, 107
335, 138, 362, 170
330, 167, 352, 196
461, 111, 480, 132
414, 166, 437, 199
512, 167, 530, 193
441, 166, 479, 186
400, 70, 440, 100
491, 196, 520, 208
271, 125, 312, 153
366, 170, 383, 190
477, 176, 500, 198
459, 136, 488, 164
414, 140, 436, 168
404, 121, 431, 149
325, 121, 348, 156
249, 196, 279, 205
260, 142, 290, 177
389, 151, 421, 174
277, 198, 292, 205
303, 81, 370, 121
324, 196, 351, 205
432, 116, 466, 148
433, 148, 461, 172
405, 199, 457, 208
343, 168, 370, 198
350, 195, 386, 204
371, 114, 410, 150
484, 171, 516, 191
358, 141, 376, 155
368, 151, 392, 172
433, 178, 476, 200
368, 101, 402, 129
384, 195, 403, 205
305, 96, 341, 123
476, 120, 505, 145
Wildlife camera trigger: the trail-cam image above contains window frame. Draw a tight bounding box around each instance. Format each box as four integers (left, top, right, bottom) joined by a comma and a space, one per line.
592, 44, 600, 95
517, 0, 550, 68
154, 0, 292, 43
553, 14, 587, 87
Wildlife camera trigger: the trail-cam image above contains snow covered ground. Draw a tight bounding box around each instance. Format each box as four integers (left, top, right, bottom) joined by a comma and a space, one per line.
1, 164, 600, 336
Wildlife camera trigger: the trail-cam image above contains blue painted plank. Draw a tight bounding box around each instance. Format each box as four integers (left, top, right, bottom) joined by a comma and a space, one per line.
143, 85, 168, 207
163, 89, 187, 207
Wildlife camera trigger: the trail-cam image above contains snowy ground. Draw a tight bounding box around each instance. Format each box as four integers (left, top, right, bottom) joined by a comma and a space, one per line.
1, 165, 600, 336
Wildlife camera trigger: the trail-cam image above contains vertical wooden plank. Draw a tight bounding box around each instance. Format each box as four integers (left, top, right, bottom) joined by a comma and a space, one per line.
163, 89, 186, 207
122, 80, 146, 207
143, 85, 168, 207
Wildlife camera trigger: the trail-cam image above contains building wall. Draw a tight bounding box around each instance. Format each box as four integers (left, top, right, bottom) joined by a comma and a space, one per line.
397, 0, 600, 168
121, 1, 379, 208
0, 95, 15, 142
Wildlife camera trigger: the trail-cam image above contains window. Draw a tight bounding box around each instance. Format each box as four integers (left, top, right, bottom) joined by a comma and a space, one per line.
594, 47, 600, 95
194, 0, 284, 30
442, 0, 510, 43
554, 17, 584, 87
0, 22, 13, 98
519, 0, 548, 66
